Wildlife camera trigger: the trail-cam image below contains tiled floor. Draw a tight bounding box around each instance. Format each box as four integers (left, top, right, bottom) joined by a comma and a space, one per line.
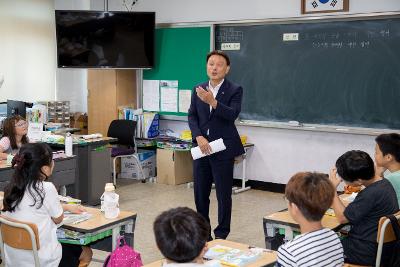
89, 179, 286, 266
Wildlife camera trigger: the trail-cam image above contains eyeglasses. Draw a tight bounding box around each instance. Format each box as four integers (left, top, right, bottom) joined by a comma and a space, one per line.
15, 121, 27, 128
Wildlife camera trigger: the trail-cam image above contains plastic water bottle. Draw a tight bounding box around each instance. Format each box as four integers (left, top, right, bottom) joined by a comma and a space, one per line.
65, 133, 73, 157
101, 183, 120, 219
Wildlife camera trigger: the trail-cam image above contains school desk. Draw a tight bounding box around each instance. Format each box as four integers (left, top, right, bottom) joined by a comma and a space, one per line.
0, 156, 77, 193
263, 194, 351, 250
60, 206, 137, 262
143, 239, 277, 267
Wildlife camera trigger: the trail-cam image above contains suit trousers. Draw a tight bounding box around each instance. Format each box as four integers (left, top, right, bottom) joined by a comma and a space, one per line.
193, 154, 234, 239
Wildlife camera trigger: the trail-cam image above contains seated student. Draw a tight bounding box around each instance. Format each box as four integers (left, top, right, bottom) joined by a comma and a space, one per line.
375, 133, 400, 206
0, 115, 29, 160
153, 207, 220, 267
277, 172, 344, 267
2, 143, 92, 267
330, 150, 399, 266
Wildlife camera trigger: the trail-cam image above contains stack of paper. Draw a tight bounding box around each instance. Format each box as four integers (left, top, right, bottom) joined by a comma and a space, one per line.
57, 212, 92, 227
191, 138, 226, 160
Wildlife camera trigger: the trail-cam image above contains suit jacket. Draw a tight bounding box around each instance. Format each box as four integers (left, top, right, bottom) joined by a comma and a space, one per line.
188, 79, 245, 160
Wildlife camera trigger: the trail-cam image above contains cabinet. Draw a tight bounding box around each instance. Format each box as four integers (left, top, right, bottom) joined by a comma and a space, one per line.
87, 70, 137, 136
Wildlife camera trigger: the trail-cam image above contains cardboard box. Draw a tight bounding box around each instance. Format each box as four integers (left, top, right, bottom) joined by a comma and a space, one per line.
70, 112, 88, 134
157, 148, 193, 185
120, 150, 156, 179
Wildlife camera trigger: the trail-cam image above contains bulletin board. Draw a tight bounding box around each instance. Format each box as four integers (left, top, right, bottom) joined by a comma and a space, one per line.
143, 26, 212, 117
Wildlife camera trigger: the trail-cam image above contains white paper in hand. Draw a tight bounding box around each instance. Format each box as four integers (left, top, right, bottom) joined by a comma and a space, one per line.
191, 138, 226, 160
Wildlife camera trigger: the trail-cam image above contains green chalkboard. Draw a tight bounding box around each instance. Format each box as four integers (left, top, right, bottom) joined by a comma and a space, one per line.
143, 26, 211, 116
215, 16, 400, 129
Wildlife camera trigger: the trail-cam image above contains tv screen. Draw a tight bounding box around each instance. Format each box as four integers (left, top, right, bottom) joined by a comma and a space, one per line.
55, 11, 155, 69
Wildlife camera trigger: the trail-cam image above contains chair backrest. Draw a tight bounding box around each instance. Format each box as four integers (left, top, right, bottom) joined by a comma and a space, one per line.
377, 211, 400, 243
375, 211, 400, 267
107, 120, 137, 147
0, 215, 41, 267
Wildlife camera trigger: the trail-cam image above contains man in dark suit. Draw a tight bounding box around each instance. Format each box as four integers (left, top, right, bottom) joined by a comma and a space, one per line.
188, 50, 245, 239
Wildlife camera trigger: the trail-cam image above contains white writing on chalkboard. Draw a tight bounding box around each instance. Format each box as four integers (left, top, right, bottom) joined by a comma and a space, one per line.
303, 29, 390, 41
216, 28, 244, 42
311, 41, 370, 49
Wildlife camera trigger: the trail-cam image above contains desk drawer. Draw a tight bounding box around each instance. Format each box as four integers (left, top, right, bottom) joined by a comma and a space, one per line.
54, 158, 76, 172
50, 169, 76, 187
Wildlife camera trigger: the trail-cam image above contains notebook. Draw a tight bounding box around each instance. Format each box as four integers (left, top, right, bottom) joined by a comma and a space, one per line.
204, 245, 261, 267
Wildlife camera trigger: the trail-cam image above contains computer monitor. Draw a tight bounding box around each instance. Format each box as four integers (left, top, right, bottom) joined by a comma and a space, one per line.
7, 100, 27, 119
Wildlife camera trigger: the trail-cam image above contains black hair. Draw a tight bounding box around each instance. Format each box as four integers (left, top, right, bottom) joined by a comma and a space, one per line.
336, 150, 375, 182
375, 133, 400, 162
153, 207, 210, 263
3, 143, 53, 212
206, 50, 230, 66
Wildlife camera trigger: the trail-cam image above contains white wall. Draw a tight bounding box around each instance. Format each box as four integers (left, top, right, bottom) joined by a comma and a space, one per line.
0, 0, 56, 102
107, 0, 400, 23
56, 69, 88, 112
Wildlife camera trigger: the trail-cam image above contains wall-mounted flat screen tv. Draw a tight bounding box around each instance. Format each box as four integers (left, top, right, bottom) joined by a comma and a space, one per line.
55, 11, 155, 69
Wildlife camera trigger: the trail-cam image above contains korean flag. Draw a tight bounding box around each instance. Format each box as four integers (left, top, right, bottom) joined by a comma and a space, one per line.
305, 0, 345, 12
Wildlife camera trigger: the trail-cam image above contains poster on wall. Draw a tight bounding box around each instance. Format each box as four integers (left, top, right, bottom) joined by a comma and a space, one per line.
301, 0, 349, 14
160, 80, 178, 112
143, 80, 160, 112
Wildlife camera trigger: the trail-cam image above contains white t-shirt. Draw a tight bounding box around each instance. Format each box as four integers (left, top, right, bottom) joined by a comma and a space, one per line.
277, 228, 344, 267
3, 181, 63, 267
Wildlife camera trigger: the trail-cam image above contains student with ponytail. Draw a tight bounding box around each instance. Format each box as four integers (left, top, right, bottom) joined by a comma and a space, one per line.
2, 143, 92, 267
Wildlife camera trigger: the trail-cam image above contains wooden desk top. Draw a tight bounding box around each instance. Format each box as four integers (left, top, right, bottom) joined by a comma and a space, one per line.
143, 239, 277, 267
0, 156, 76, 170
264, 210, 341, 230
77, 137, 117, 143
47, 137, 117, 148
61, 207, 137, 233
264, 194, 352, 230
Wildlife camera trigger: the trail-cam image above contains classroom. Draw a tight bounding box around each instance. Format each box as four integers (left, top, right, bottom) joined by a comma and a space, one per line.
1, 0, 400, 266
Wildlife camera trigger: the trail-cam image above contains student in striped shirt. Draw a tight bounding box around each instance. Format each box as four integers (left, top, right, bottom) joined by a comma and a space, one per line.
277, 172, 344, 267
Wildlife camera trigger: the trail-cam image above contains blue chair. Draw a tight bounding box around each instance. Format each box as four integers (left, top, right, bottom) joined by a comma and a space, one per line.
107, 120, 144, 185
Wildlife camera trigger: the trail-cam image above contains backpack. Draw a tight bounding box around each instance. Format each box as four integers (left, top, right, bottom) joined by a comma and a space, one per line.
381, 214, 400, 267
103, 236, 143, 267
